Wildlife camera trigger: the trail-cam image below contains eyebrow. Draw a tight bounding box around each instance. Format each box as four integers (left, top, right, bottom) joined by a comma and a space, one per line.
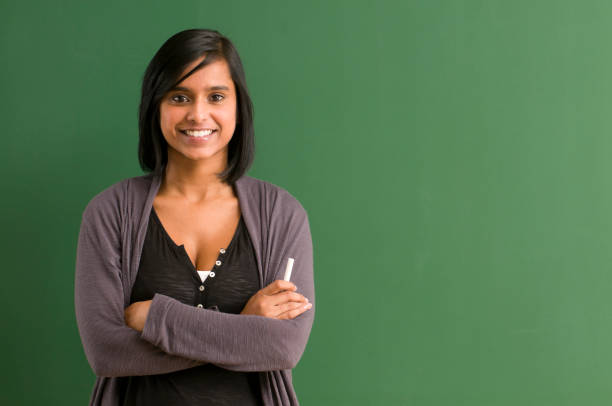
170, 85, 230, 92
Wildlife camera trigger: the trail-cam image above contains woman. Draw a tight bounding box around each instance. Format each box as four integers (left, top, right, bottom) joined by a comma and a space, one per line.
75, 29, 315, 406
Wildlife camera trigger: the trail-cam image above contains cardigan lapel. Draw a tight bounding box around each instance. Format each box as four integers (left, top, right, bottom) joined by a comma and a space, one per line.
126, 171, 162, 306
235, 175, 267, 290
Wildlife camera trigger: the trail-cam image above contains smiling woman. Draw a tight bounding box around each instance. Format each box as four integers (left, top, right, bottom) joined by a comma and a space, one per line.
74, 29, 315, 406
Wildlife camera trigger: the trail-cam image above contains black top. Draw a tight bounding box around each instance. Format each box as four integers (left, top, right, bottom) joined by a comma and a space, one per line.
119, 207, 263, 406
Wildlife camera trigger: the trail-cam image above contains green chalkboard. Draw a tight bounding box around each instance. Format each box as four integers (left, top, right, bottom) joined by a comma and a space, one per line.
2, 0, 612, 405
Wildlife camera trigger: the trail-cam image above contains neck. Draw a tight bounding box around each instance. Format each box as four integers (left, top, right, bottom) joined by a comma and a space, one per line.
159, 149, 232, 203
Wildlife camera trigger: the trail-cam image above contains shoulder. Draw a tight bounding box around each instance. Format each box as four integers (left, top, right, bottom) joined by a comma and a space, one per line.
81, 173, 154, 222
236, 175, 309, 219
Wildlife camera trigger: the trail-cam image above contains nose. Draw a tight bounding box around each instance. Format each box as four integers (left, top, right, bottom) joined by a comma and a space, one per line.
186, 98, 210, 122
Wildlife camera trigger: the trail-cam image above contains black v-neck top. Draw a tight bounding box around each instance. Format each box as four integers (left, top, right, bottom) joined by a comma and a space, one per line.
118, 207, 263, 406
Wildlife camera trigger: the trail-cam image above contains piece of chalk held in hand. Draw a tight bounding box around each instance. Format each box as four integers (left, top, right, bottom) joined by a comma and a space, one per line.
283, 257, 295, 281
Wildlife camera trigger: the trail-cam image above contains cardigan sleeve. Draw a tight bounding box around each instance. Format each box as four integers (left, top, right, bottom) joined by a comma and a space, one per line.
74, 195, 204, 377
140, 203, 315, 372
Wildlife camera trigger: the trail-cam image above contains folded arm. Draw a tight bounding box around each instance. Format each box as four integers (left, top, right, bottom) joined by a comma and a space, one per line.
140, 208, 315, 372
75, 199, 204, 377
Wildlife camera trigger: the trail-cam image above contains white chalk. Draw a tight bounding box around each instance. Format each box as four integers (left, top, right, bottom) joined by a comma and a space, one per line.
283, 257, 295, 281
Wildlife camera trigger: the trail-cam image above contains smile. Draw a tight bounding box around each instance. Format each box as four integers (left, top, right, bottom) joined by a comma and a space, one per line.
181, 129, 217, 137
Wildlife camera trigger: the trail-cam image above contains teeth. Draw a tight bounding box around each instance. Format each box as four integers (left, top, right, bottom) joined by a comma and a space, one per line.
184, 129, 214, 137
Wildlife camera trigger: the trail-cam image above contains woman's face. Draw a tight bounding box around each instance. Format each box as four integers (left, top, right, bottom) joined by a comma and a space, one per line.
159, 56, 237, 166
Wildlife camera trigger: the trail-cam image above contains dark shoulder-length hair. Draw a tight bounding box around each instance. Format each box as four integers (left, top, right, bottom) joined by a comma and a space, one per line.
138, 28, 254, 184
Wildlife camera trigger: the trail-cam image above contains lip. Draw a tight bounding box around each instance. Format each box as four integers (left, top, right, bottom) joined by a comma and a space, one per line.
180, 128, 217, 132
180, 129, 217, 144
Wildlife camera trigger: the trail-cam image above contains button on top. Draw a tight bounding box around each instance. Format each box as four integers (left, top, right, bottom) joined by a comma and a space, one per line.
199, 285, 205, 292
220, 248, 226, 254
215, 260, 222, 266
209, 272, 216, 278
196, 304, 203, 308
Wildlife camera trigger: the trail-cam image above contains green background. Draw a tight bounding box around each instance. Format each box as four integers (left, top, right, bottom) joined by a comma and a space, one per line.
2, 0, 611, 404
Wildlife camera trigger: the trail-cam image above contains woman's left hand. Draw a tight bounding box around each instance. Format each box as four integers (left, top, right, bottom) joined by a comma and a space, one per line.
124, 300, 152, 332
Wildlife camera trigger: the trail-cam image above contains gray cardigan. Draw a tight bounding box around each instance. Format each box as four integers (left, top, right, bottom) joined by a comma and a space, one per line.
74, 171, 315, 405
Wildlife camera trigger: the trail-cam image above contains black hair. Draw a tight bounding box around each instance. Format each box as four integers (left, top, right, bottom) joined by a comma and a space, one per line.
138, 29, 254, 184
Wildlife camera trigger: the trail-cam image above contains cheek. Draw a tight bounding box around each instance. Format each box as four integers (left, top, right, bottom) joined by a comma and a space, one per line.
159, 107, 180, 134
220, 104, 238, 128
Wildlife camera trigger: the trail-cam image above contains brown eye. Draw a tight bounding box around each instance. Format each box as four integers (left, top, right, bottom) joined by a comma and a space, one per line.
171, 95, 189, 103
210, 94, 224, 102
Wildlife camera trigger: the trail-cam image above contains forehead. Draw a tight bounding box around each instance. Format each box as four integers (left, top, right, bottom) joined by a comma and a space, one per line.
174, 56, 234, 89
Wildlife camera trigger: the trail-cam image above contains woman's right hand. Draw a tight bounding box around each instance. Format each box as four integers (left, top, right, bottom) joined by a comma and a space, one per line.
241, 280, 312, 320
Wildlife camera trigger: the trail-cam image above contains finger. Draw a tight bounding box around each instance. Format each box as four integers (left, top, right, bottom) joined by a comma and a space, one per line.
269, 291, 308, 306
260, 279, 296, 295
277, 303, 313, 320
274, 301, 307, 316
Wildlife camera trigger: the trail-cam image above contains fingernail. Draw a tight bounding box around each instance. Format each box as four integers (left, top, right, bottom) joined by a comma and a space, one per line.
305, 298, 309, 303
304, 303, 312, 309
